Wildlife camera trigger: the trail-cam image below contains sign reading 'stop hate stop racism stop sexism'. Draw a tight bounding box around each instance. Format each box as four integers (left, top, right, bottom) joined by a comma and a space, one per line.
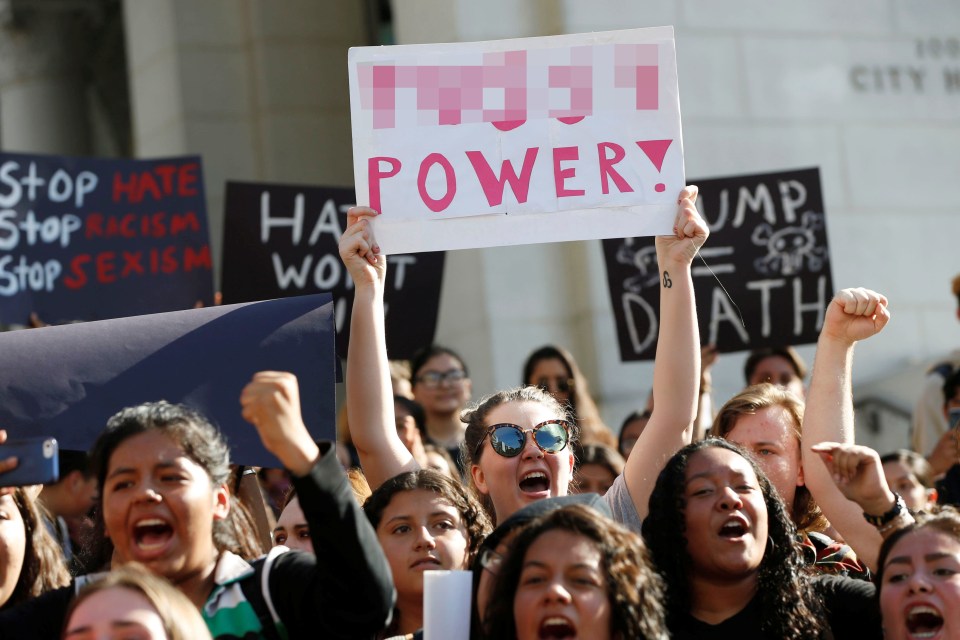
348, 27, 684, 254
0, 152, 213, 325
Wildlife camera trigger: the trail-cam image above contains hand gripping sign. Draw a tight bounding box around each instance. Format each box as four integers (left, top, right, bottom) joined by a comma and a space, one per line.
348, 27, 683, 254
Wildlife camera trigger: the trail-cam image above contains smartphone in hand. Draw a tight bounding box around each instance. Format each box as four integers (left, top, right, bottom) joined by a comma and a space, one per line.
0, 438, 59, 487
951, 407, 960, 431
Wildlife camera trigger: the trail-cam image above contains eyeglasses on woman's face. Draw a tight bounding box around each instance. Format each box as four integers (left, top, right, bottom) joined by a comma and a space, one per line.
415, 369, 467, 388
478, 547, 503, 574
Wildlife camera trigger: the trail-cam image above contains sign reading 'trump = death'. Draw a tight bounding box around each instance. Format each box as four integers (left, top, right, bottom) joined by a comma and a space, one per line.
602, 167, 834, 361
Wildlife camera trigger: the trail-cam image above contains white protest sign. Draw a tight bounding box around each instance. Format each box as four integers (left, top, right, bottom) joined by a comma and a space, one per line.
423, 570, 472, 640
348, 27, 684, 254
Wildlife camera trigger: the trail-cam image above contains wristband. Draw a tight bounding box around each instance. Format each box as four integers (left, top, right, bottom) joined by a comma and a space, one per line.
863, 493, 906, 527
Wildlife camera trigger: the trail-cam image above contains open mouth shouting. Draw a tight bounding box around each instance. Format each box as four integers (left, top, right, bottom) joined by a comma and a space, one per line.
538, 616, 577, 639
717, 516, 749, 541
131, 517, 174, 557
905, 605, 944, 639
519, 470, 551, 497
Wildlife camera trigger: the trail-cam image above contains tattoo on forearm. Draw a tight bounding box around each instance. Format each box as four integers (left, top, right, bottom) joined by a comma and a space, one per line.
662, 271, 672, 288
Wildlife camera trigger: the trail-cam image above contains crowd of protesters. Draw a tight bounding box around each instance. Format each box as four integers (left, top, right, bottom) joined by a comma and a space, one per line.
0, 185, 958, 640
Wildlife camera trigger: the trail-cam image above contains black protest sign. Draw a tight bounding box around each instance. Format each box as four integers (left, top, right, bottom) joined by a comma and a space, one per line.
0, 295, 336, 468
221, 182, 445, 360
0, 152, 214, 324
602, 168, 833, 361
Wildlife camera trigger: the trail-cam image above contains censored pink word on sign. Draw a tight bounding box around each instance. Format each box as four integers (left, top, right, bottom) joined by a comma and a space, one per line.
357, 44, 659, 131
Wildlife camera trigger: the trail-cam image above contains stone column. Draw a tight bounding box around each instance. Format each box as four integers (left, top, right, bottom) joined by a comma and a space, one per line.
0, 8, 91, 155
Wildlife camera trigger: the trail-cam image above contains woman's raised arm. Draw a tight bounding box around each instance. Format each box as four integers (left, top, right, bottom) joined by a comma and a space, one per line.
340, 207, 419, 489
625, 186, 708, 520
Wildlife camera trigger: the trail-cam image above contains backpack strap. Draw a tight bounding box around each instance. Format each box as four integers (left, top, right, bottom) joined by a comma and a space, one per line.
238, 546, 288, 640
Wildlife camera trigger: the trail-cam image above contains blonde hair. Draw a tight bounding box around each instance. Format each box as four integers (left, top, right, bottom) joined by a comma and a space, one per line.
65, 564, 212, 640
347, 467, 372, 504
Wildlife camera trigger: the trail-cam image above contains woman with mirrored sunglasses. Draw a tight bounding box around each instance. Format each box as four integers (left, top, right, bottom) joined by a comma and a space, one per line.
521, 345, 617, 450
340, 186, 708, 531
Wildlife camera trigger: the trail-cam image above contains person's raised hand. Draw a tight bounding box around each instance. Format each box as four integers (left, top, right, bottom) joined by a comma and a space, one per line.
240, 372, 320, 477
655, 185, 708, 266
810, 442, 896, 515
820, 287, 890, 346
339, 206, 385, 289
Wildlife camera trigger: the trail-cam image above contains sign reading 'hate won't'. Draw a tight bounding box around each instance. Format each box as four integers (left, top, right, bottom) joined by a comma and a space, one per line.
0, 152, 213, 324
603, 168, 834, 361
221, 182, 445, 360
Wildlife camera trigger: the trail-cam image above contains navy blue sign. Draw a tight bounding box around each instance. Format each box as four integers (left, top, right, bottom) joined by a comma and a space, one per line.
0, 152, 214, 325
603, 168, 834, 361
0, 295, 336, 468
221, 181, 445, 360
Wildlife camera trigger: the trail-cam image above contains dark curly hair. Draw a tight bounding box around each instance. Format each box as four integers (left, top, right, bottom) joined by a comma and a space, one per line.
84, 401, 250, 569
710, 383, 829, 535
2, 488, 71, 609
483, 504, 667, 640
642, 438, 827, 638
363, 469, 492, 566
460, 386, 578, 521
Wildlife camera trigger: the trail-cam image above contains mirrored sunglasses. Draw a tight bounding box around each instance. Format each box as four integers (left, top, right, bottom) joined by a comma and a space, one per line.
475, 420, 571, 458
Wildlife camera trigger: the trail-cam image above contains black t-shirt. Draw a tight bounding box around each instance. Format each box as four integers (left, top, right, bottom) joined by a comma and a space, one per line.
815, 574, 881, 639
670, 574, 881, 640
671, 595, 768, 640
